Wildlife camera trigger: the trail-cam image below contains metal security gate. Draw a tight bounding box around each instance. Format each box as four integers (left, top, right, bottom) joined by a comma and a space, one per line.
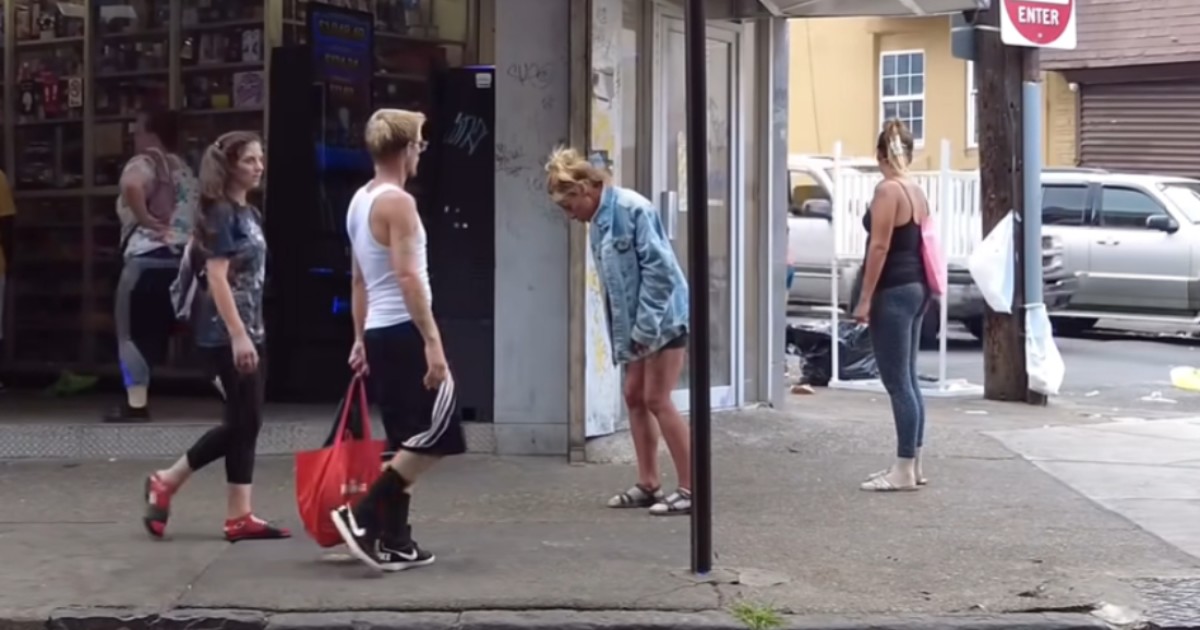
1080, 80, 1200, 178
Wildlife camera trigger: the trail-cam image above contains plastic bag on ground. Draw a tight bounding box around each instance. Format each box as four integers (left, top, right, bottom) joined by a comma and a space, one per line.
1170, 366, 1200, 393
968, 211, 1015, 314
786, 320, 878, 386
1025, 303, 1065, 396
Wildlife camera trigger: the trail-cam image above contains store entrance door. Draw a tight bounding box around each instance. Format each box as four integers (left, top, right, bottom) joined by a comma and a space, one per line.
653, 9, 741, 412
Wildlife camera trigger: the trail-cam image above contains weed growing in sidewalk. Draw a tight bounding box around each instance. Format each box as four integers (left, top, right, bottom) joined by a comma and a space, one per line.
730, 599, 784, 630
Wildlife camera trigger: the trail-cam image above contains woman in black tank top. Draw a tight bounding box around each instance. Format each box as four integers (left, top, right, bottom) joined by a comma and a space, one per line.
853, 120, 932, 493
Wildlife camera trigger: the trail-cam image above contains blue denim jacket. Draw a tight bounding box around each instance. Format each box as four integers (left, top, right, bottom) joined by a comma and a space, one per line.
590, 186, 690, 365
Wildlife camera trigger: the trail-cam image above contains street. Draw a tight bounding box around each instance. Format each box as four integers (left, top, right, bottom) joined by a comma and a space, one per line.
923, 321, 1200, 413
790, 309, 1200, 415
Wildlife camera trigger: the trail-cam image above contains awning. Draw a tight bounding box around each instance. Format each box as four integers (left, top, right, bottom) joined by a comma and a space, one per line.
707, 0, 989, 19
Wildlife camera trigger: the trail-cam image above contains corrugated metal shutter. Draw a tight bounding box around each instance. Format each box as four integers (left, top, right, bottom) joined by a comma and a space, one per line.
1079, 80, 1200, 178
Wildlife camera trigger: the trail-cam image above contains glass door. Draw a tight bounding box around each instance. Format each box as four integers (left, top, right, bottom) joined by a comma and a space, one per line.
653, 9, 740, 411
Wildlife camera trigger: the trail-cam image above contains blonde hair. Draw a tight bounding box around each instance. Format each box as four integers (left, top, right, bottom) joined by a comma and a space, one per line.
544, 146, 608, 200
875, 119, 914, 174
365, 108, 426, 161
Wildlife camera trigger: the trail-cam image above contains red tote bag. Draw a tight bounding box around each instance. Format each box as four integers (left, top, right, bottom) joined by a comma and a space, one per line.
295, 376, 386, 548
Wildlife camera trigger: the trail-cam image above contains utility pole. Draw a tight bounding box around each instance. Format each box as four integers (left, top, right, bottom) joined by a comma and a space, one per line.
974, 5, 1028, 402
974, 5, 1050, 405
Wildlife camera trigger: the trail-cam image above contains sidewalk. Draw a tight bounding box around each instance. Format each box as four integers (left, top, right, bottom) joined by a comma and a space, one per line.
2, 391, 1200, 630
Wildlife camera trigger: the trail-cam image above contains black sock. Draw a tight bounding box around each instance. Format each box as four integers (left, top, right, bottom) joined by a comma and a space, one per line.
353, 467, 408, 531
380, 491, 411, 548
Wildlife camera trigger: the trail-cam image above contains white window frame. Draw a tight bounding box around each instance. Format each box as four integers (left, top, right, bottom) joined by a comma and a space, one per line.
879, 49, 926, 146
966, 60, 978, 149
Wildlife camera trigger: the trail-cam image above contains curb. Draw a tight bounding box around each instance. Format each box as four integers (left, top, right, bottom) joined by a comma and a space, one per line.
32, 608, 1124, 630
0, 420, 496, 460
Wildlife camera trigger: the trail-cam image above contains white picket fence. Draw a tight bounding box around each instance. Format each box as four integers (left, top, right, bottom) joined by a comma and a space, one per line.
825, 138, 984, 398
830, 139, 982, 265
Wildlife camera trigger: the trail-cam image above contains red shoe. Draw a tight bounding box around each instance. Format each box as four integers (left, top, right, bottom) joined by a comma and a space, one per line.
142, 473, 176, 539
224, 514, 292, 542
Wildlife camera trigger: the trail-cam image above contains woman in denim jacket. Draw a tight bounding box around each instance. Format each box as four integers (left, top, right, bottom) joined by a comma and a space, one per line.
545, 147, 693, 516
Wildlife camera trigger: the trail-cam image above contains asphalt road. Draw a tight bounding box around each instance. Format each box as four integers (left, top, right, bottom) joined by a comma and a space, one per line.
789, 311, 1200, 416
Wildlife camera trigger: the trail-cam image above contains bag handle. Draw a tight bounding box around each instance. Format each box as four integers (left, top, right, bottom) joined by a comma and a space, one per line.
331, 375, 372, 446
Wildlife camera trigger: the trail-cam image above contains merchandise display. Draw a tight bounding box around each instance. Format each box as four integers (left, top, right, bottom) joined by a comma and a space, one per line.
0, 0, 468, 379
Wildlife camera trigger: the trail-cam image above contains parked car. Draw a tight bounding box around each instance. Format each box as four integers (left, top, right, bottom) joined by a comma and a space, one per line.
786, 155, 1077, 342
1040, 169, 1200, 334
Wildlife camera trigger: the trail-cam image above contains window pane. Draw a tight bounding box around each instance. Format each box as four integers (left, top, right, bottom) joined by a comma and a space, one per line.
884, 102, 898, 120
898, 76, 912, 96
1161, 183, 1200, 223
911, 53, 924, 74
910, 119, 924, 140
1041, 185, 1088, 226
883, 54, 896, 76
898, 101, 911, 119
912, 100, 924, 118
897, 54, 910, 74
882, 77, 896, 97
911, 75, 924, 95
1101, 187, 1167, 228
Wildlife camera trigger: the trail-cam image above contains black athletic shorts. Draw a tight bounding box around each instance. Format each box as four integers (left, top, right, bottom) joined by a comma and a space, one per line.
364, 321, 467, 459
661, 332, 688, 351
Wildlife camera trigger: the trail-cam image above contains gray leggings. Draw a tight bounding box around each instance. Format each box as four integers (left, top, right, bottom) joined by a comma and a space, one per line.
116, 253, 181, 389
869, 282, 929, 459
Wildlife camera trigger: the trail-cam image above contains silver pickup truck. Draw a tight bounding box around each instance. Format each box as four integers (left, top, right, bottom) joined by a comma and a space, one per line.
1040, 169, 1200, 333
786, 155, 1078, 342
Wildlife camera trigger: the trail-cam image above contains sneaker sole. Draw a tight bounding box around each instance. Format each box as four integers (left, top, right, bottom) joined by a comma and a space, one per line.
329, 509, 383, 572
379, 555, 437, 572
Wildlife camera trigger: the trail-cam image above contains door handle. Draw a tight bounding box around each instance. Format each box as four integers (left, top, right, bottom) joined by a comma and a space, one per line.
659, 190, 679, 240
1095, 239, 1120, 246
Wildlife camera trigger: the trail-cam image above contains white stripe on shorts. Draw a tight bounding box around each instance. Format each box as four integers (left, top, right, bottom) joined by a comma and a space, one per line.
403, 374, 456, 450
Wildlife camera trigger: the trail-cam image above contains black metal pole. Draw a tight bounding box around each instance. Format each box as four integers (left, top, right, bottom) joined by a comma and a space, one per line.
683, 0, 712, 576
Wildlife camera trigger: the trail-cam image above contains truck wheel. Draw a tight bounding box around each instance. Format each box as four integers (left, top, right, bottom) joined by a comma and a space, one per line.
963, 316, 984, 341
1052, 317, 1097, 336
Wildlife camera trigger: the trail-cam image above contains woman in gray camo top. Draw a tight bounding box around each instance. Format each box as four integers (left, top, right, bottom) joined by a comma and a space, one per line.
140, 130, 290, 542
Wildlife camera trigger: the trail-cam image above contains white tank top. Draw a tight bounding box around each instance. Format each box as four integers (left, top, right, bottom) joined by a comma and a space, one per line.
345, 182, 431, 331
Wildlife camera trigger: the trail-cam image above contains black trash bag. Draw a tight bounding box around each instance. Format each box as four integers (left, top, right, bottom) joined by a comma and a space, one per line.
786, 320, 879, 386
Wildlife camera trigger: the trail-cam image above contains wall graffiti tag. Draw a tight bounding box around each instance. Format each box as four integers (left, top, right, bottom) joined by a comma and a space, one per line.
443, 111, 489, 156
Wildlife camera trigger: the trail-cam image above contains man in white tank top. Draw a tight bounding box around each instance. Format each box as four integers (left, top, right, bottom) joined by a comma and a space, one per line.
331, 109, 465, 573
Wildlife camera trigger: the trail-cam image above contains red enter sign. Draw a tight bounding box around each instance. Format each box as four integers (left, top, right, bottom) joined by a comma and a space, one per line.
1002, 0, 1075, 49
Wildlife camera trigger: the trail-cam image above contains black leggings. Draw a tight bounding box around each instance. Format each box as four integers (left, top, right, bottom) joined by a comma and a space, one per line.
186, 345, 266, 484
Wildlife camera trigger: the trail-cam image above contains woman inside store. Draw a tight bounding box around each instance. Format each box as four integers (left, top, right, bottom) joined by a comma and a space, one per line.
141, 130, 290, 541
852, 119, 932, 493
105, 109, 200, 423
544, 147, 694, 516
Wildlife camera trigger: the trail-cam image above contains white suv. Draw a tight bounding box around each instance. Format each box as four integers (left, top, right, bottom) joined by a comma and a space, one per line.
1041, 169, 1200, 333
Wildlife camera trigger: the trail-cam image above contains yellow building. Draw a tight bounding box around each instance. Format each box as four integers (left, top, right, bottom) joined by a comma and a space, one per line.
788, 16, 1078, 171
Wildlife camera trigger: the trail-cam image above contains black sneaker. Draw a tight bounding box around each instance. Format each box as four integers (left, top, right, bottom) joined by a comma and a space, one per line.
103, 403, 151, 423
376, 539, 435, 572
330, 505, 381, 570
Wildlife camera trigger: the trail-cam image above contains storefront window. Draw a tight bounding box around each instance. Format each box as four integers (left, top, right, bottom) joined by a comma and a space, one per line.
1, 0, 474, 378
281, 0, 472, 111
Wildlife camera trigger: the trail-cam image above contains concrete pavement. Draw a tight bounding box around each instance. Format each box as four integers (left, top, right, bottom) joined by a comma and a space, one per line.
3, 392, 1200, 629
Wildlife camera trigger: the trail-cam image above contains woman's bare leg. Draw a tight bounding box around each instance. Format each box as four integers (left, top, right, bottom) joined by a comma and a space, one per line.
644, 348, 690, 490
623, 360, 662, 489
